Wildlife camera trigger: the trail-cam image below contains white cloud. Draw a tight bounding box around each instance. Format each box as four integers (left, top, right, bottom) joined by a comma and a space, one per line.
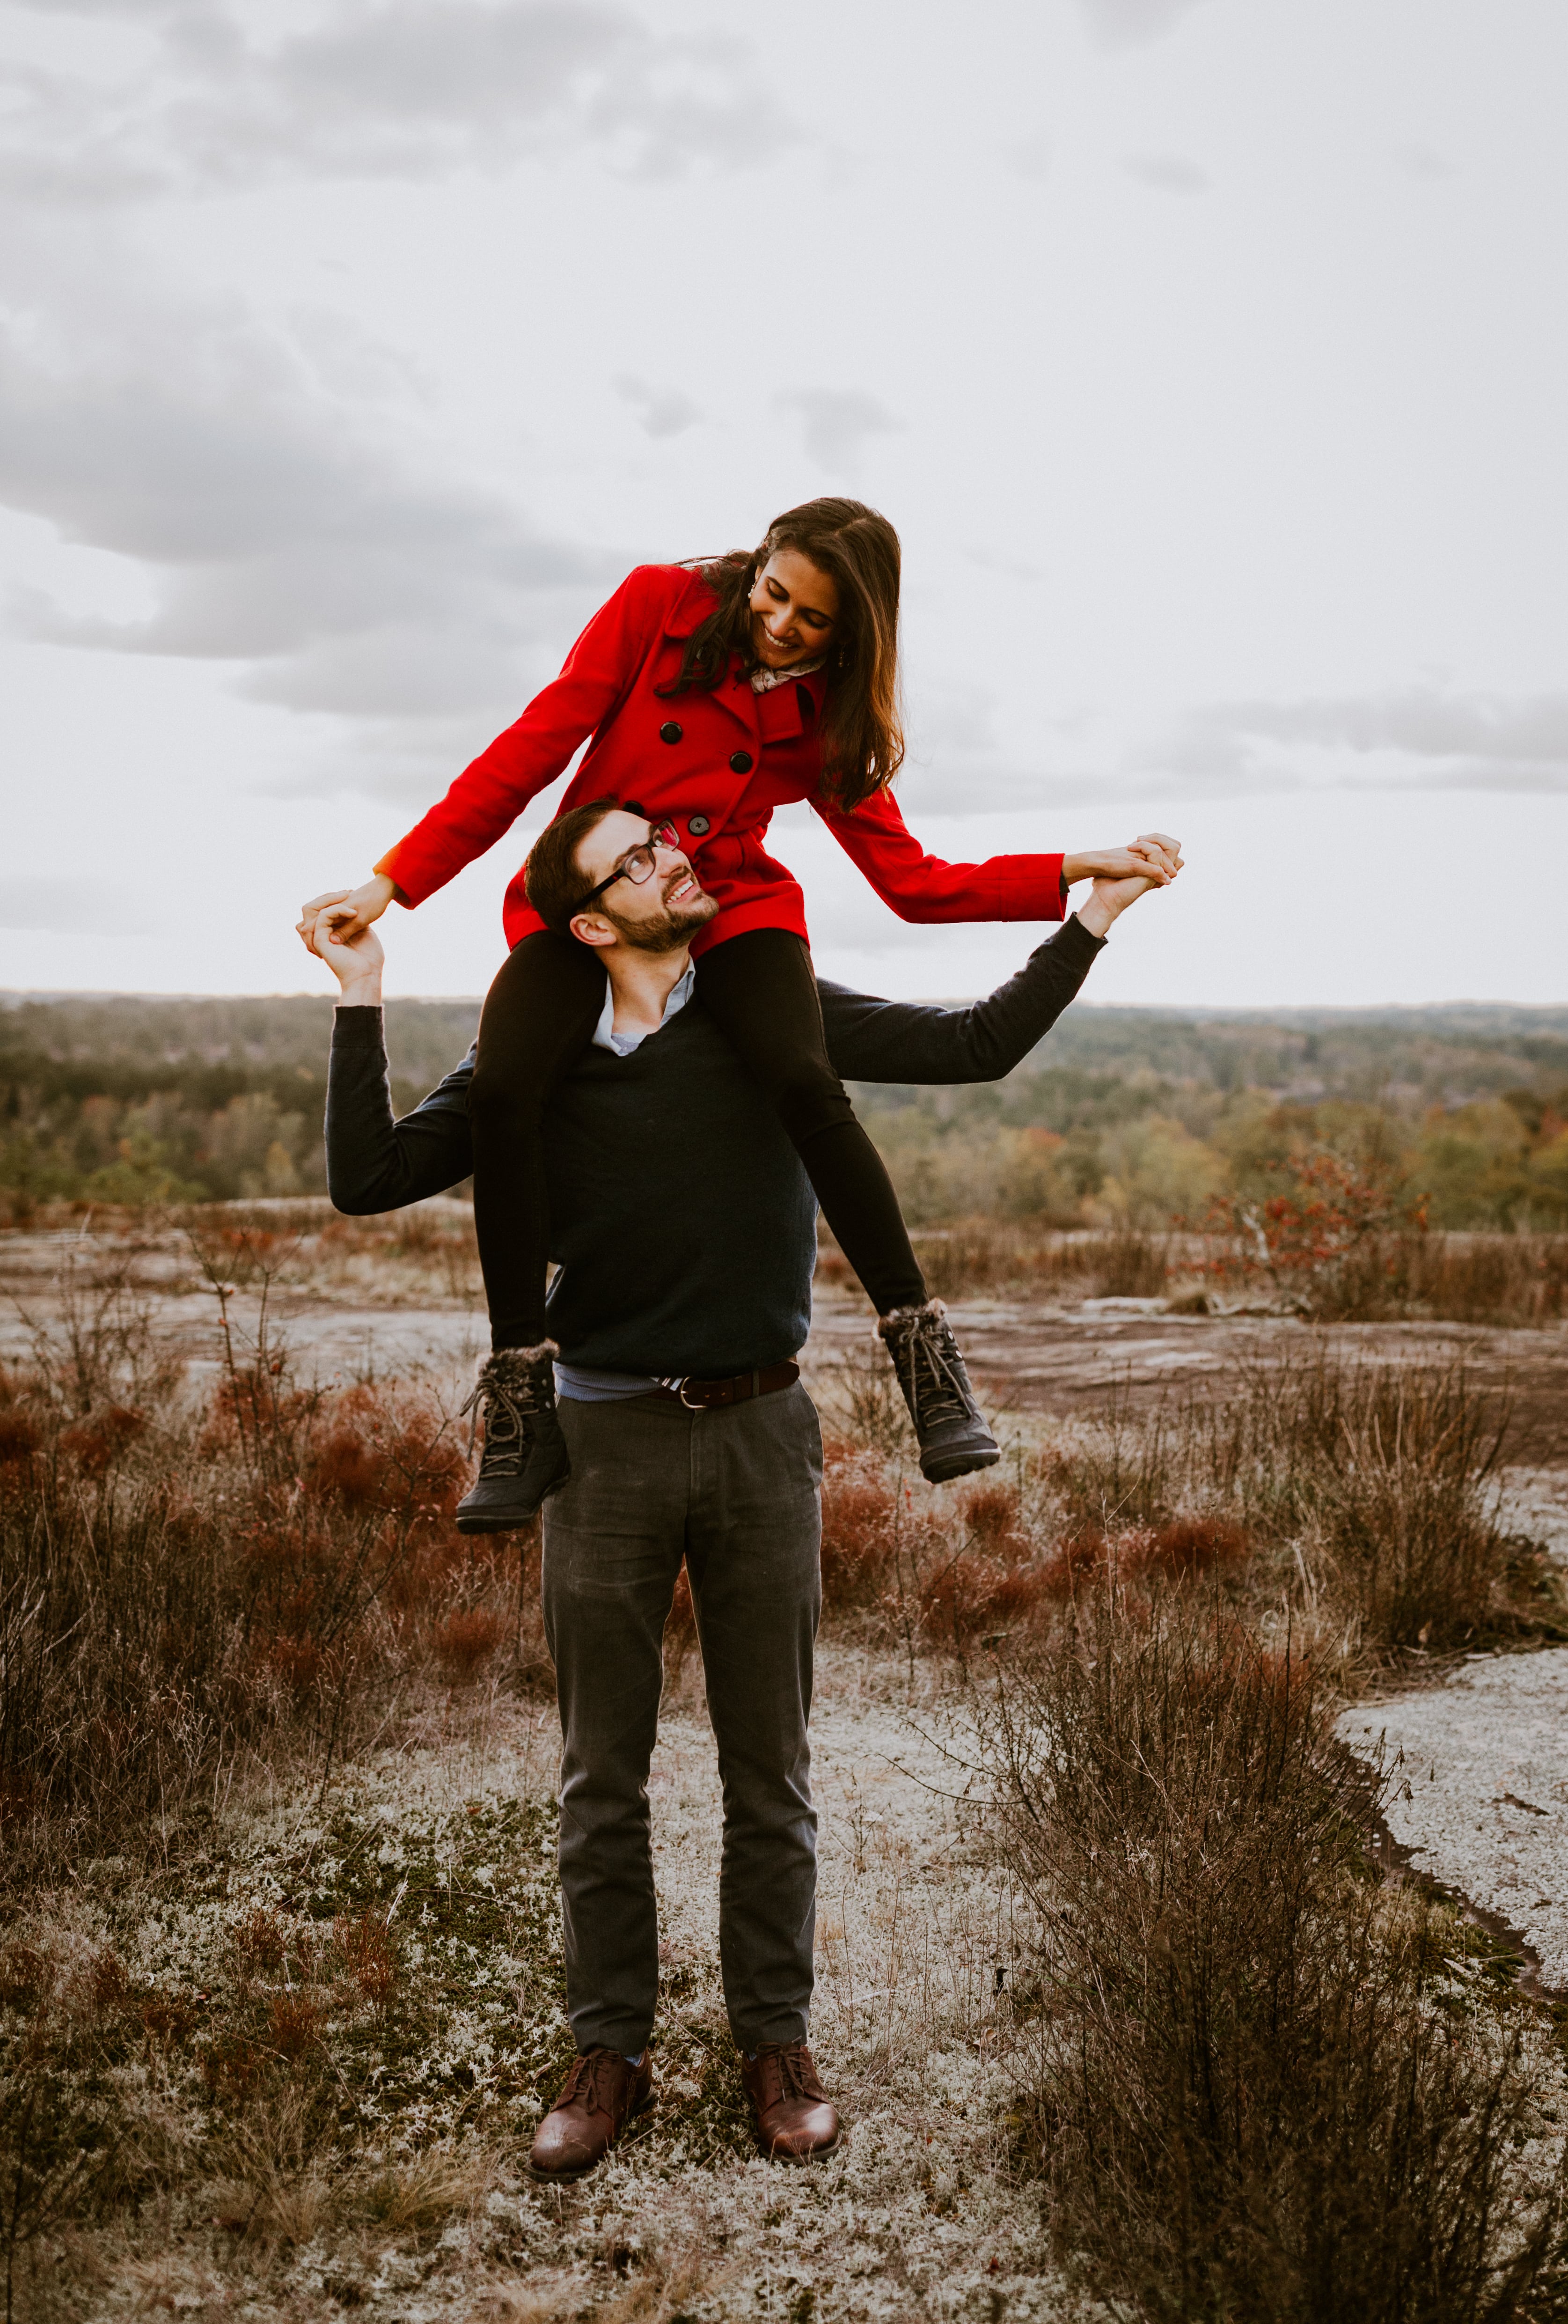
776, 389, 904, 477
0, 0, 802, 199
1124, 151, 1209, 194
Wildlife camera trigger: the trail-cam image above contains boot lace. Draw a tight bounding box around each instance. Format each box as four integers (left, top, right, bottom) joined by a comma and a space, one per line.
458, 1366, 547, 1480
884, 1310, 973, 1434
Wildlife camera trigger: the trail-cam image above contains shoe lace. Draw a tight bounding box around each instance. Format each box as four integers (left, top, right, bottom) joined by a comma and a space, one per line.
458, 1368, 545, 1479
762, 2041, 826, 2105
560, 2047, 629, 2121
887, 1312, 971, 1433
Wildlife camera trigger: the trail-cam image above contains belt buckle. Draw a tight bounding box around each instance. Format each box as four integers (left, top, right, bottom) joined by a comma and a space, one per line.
677, 1378, 709, 1410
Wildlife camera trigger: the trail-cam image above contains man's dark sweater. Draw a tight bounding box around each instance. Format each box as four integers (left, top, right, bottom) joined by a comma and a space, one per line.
326, 916, 1105, 1376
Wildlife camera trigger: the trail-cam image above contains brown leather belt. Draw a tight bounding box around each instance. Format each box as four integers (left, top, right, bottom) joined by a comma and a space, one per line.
645, 1360, 800, 1412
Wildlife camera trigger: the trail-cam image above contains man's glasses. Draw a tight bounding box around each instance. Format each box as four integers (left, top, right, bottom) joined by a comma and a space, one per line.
573, 822, 680, 914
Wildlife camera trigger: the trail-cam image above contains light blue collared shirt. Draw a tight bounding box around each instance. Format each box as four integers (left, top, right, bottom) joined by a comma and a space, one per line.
590, 962, 695, 1057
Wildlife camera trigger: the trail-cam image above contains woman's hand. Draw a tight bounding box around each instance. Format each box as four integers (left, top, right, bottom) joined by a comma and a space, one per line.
297, 872, 397, 954
1062, 834, 1183, 887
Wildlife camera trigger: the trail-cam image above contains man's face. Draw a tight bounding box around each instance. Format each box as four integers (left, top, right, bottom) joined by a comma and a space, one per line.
570, 810, 718, 953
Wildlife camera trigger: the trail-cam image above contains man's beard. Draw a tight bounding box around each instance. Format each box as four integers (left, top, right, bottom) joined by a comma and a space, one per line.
602, 883, 718, 954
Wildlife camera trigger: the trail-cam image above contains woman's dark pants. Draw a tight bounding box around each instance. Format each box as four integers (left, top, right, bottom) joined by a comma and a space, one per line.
541, 1385, 824, 2056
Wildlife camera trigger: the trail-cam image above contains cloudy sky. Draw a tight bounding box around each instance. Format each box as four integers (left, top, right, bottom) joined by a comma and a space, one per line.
1, 0, 1564, 1007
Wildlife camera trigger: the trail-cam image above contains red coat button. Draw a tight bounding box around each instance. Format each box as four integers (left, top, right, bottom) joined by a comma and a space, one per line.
659, 721, 682, 744
689, 814, 711, 837
729, 750, 753, 773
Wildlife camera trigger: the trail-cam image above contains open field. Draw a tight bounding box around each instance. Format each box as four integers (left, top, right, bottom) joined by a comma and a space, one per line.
4, 1215, 1568, 2320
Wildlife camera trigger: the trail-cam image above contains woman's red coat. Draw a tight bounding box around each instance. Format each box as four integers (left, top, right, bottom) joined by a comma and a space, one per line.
375, 564, 1066, 955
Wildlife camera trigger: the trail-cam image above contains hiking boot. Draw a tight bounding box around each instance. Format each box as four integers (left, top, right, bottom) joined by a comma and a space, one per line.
456, 1344, 571, 1532
529, 2046, 654, 2181
878, 1300, 1000, 1484
740, 2041, 840, 2162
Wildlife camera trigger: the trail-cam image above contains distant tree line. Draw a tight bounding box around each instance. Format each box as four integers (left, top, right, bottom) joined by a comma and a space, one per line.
2, 991, 1567, 1229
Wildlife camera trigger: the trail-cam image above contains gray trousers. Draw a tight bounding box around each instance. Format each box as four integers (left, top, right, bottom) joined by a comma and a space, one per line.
540, 1383, 823, 2057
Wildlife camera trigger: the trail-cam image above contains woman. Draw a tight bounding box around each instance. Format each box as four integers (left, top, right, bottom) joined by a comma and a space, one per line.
303, 499, 1178, 1528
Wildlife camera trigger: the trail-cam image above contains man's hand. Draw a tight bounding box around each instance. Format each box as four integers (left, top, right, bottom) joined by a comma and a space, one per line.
304, 911, 385, 1006
1062, 834, 1183, 887
298, 872, 397, 953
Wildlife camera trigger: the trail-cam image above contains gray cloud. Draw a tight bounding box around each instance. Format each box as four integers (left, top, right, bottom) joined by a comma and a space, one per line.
612, 372, 703, 439
1155, 689, 1568, 795
1078, 0, 1210, 50
0, 876, 154, 935
776, 389, 904, 477
1124, 152, 1210, 194
0, 297, 613, 761
1394, 143, 1461, 182
0, 0, 800, 200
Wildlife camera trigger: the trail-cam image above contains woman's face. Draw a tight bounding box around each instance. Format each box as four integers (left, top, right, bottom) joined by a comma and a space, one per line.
748, 549, 840, 670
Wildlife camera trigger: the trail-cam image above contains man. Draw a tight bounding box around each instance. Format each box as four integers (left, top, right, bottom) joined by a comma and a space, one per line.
303, 808, 1174, 2178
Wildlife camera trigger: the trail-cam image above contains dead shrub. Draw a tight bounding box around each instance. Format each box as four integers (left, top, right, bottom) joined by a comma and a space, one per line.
983, 1589, 1567, 2321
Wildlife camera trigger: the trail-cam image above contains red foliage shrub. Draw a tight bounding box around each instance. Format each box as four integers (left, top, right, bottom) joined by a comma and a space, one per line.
820, 1452, 899, 1611
0, 1407, 42, 1467
432, 1605, 506, 1683
267, 1991, 322, 2055
263, 1635, 325, 1700
1129, 1516, 1252, 1580
305, 1422, 384, 1507
230, 1907, 287, 1978
919, 1552, 1049, 1647
60, 1404, 146, 1475
334, 1910, 396, 2008
665, 1565, 698, 1666
141, 1993, 198, 2045
1039, 1526, 1109, 1598
962, 1480, 1025, 1550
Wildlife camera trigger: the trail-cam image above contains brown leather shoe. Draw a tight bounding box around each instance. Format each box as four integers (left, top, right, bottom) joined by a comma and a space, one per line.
740, 2041, 840, 2162
529, 2047, 653, 2180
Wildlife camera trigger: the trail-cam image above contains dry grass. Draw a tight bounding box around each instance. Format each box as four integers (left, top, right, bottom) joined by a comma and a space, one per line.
819, 1217, 1568, 1326
981, 1590, 1568, 2321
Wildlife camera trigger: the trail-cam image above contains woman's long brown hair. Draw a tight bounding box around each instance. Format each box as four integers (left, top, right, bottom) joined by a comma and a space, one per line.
657, 498, 904, 811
